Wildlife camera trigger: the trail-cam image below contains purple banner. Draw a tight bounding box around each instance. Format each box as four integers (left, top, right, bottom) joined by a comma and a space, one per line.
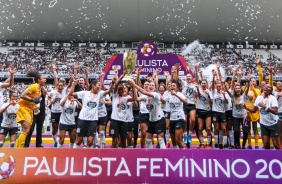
103, 41, 188, 86
1, 149, 282, 183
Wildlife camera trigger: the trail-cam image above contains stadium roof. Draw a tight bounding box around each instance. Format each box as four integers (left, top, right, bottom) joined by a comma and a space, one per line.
1, 0, 282, 44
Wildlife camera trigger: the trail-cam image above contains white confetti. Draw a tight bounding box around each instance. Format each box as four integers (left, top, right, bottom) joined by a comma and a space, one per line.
49, 0, 58, 8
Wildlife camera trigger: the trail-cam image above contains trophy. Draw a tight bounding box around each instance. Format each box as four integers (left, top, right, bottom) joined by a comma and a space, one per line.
122, 52, 137, 81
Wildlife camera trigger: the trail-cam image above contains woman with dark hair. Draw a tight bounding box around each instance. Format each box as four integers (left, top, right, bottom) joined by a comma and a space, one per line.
195, 79, 213, 149
211, 73, 228, 149
244, 84, 280, 150
24, 84, 47, 148
58, 90, 82, 148
242, 77, 261, 149
182, 71, 197, 147
109, 71, 134, 148
0, 65, 17, 129
275, 81, 282, 148
96, 73, 112, 148
129, 80, 166, 148
16, 70, 46, 147
124, 85, 138, 148
162, 79, 188, 148
68, 77, 114, 148
48, 81, 66, 147
0, 92, 19, 148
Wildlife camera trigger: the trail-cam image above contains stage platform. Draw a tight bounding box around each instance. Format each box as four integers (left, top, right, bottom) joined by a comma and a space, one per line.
2, 136, 264, 148
0, 148, 281, 184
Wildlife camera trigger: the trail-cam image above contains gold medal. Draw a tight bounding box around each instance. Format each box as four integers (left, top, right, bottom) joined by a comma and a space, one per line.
118, 108, 121, 112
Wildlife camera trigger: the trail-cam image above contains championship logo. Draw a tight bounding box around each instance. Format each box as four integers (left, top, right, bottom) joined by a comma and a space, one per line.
0, 153, 16, 180
138, 41, 157, 57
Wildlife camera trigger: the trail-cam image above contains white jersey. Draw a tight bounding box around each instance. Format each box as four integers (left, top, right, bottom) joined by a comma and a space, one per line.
230, 91, 247, 118
254, 95, 278, 126
48, 90, 65, 113
98, 94, 110, 117
224, 89, 233, 111
161, 91, 171, 112
212, 90, 226, 113
139, 92, 149, 114
77, 90, 104, 121
1, 103, 19, 128
274, 92, 282, 113
164, 92, 186, 120
142, 92, 164, 122
196, 88, 212, 111
59, 99, 78, 125
111, 93, 132, 121
125, 97, 134, 122
182, 81, 197, 104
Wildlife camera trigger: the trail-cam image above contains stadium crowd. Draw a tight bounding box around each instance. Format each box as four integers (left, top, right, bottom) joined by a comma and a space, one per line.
0, 47, 282, 77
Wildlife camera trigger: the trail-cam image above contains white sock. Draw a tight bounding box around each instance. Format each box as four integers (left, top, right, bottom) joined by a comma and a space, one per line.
99, 130, 105, 148
223, 136, 228, 146
146, 138, 153, 148
184, 131, 188, 136
83, 137, 87, 145
95, 132, 98, 145
58, 143, 63, 148
199, 136, 204, 145
228, 130, 234, 146
188, 130, 192, 135
0, 141, 3, 147
214, 135, 218, 145
219, 130, 223, 144
207, 136, 212, 145
173, 145, 179, 149
73, 143, 80, 148
158, 138, 166, 149
69, 143, 74, 148
52, 135, 58, 143
165, 129, 170, 143
127, 146, 134, 148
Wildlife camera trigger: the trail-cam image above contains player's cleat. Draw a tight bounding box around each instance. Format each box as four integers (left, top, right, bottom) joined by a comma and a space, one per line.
187, 135, 192, 143
247, 145, 252, 149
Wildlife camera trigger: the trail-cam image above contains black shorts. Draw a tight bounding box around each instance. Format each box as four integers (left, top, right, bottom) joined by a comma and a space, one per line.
76, 119, 97, 137
225, 110, 233, 121
0, 127, 18, 136
110, 119, 128, 137
51, 112, 61, 124
169, 119, 186, 134
139, 113, 149, 124
183, 104, 196, 116
106, 110, 112, 123
147, 118, 166, 135
196, 109, 211, 120
164, 111, 171, 119
261, 122, 280, 137
127, 121, 134, 132
212, 111, 226, 123
98, 116, 107, 126
59, 123, 76, 131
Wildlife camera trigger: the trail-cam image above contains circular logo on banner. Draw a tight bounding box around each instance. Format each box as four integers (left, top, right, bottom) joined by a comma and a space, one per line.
0, 153, 16, 180
138, 41, 157, 57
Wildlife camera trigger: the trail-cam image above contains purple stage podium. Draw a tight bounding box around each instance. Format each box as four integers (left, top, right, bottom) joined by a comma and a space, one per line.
0, 149, 281, 183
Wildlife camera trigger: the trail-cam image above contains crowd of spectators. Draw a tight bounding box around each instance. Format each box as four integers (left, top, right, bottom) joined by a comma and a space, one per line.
0, 47, 282, 86
0, 47, 119, 75
179, 49, 282, 76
